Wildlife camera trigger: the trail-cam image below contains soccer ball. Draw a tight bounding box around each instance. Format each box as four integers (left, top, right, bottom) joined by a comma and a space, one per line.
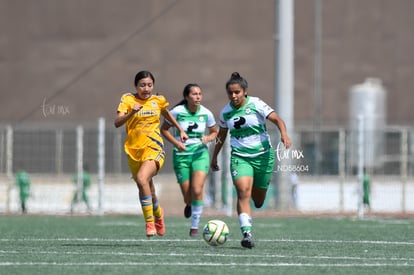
202, 219, 229, 246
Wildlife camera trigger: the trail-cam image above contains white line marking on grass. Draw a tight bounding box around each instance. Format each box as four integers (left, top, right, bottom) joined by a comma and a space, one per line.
96, 222, 194, 228
1, 238, 413, 246
0, 238, 201, 242
262, 239, 414, 245
1, 250, 412, 262
1, 262, 414, 267
97, 221, 138, 227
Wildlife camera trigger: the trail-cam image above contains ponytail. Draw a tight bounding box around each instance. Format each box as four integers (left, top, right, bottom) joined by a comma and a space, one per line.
173, 83, 200, 107
226, 72, 248, 90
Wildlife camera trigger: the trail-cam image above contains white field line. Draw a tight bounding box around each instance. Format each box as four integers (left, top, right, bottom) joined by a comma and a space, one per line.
0, 262, 414, 267
1, 238, 413, 268
1, 238, 413, 246
1, 249, 413, 262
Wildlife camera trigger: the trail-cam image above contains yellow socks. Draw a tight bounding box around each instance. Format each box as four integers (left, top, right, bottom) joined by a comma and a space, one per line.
140, 195, 154, 223
140, 195, 163, 222
153, 198, 163, 218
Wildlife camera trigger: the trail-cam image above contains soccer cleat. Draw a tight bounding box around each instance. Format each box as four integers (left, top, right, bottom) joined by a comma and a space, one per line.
184, 204, 191, 218
241, 231, 255, 249
155, 213, 166, 236
189, 228, 200, 237
146, 222, 157, 237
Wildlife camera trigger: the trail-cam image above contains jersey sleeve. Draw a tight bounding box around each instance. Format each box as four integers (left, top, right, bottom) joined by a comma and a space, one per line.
116, 93, 131, 113
218, 110, 228, 128
165, 105, 178, 126
157, 95, 170, 111
206, 109, 217, 128
255, 97, 274, 118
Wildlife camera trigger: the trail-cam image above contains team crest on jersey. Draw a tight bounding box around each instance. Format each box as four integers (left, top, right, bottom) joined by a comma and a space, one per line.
199, 116, 205, 122
245, 107, 251, 114
152, 101, 157, 108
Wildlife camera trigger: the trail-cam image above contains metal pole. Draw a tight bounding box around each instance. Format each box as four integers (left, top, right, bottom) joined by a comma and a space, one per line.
357, 116, 364, 219
275, 0, 294, 138
313, 0, 322, 175
97, 118, 105, 216
0, 129, 4, 174
76, 126, 84, 212
338, 128, 345, 212
55, 129, 63, 174
274, 0, 294, 210
6, 125, 13, 213
211, 143, 222, 210
114, 131, 123, 174
400, 129, 408, 213
223, 140, 233, 217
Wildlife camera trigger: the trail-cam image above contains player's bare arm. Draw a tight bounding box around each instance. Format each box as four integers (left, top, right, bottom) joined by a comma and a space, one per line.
267, 111, 292, 148
210, 127, 228, 171
201, 125, 218, 144
161, 109, 188, 142
114, 103, 142, 128
160, 120, 186, 152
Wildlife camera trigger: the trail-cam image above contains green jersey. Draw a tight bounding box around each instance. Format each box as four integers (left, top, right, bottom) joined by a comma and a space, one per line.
15, 171, 30, 198
73, 171, 91, 190
219, 96, 274, 157
167, 104, 216, 155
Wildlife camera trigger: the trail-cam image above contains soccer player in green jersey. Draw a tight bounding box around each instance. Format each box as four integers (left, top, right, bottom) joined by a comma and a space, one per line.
15, 170, 31, 213
211, 72, 292, 248
70, 165, 92, 213
161, 83, 218, 237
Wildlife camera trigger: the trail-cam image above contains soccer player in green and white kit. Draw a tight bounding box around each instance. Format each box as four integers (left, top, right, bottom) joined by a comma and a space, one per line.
161, 83, 218, 237
211, 72, 292, 248
15, 170, 31, 213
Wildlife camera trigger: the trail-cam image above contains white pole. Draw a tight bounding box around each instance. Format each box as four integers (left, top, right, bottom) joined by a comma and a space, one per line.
6, 125, 13, 213
275, 0, 294, 139
55, 129, 63, 174
339, 128, 345, 212
313, 0, 322, 175
274, 0, 294, 210
357, 116, 364, 219
212, 145, 222, 210
114, 131, 123, 173
400, 129, 408, 213
97, 118, 105, 216
76, 126, 84, 212
0, 129, 5, 174
224, 140, 233, 217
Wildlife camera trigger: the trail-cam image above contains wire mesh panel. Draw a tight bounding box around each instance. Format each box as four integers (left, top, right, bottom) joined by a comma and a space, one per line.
0, 123, 413, 215
13, 129, 58, 173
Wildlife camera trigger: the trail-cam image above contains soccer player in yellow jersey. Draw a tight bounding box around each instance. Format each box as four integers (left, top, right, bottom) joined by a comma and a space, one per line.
115, 70, 188, 237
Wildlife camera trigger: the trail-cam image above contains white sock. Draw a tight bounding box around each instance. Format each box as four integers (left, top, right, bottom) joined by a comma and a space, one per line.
239, 212, 252, 229
191, 205, 203, 229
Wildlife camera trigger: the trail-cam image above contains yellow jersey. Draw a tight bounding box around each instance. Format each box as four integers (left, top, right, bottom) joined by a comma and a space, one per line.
117, 93, 169, 159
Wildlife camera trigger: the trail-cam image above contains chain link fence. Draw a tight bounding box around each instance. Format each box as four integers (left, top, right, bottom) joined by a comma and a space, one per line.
0, 121, 413, 215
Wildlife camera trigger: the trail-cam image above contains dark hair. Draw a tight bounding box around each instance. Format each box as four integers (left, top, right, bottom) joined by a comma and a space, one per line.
225, 72, 248, 90
174, 83, 200, 107
134, 70, 155, 87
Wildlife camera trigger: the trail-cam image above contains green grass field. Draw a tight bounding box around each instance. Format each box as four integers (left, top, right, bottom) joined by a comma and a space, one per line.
0, 215, 413, 275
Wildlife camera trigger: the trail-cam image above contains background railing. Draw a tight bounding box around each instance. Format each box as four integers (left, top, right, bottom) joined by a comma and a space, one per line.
0, 120, 412, 215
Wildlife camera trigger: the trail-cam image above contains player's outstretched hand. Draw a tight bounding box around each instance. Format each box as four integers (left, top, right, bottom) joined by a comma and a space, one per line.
211, 159, 220, 171
281, 135, 292, 149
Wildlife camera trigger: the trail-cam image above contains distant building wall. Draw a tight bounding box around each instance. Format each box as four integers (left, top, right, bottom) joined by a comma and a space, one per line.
1, 0, 413, 126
